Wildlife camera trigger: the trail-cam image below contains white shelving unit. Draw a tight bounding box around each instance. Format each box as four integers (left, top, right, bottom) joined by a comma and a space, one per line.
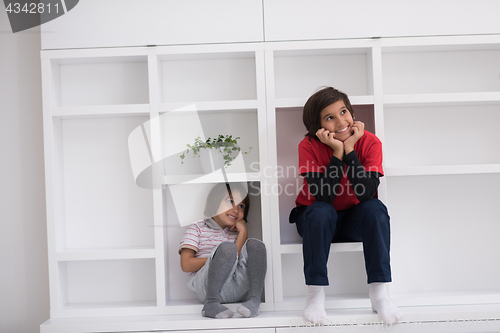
41, 44, 273, 320
265, 36, 500, 315
41, 34, 500, 332
378, 38, 500, 308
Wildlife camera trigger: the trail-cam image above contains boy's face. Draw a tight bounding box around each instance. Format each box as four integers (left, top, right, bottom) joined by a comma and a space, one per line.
213, 191, 245, 229
319, 100, 354, 142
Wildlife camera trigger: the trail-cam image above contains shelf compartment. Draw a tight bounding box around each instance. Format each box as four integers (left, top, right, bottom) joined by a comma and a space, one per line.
158, 109, 259, 178
273, 48, 373, 100
163, 183, 263, 304
53, 116, 154, 251
280, 251, 368, 300
275, 106, 376, 245
159, 52, 257, 103
387, 174, 500, 297
382, 45, 500, 95
55, 247, 156, 261
384, 103, 500, 168
57, 259, 156, 311
52, 56, 149, 107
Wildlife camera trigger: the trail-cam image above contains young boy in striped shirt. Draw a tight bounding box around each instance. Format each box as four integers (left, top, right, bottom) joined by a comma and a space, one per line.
179, 182, 267, 319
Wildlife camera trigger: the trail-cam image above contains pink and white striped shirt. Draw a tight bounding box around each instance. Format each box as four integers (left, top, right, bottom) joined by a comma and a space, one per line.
179, 218, 239, 260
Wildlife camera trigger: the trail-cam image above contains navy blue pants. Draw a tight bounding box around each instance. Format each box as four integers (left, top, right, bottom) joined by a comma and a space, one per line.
291, 199, 392, 286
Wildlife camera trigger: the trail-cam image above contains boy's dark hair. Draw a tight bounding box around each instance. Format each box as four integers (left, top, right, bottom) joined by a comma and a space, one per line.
303, 87, 354, 140
204, 182, 250, 221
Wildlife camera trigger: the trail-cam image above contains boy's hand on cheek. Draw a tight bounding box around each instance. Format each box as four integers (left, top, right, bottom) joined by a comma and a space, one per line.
316, 128, 344, 160
344, 121, 365, 154
230, 219, 248, 234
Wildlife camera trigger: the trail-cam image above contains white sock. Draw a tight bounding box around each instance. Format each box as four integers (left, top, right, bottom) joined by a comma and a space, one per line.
303, 285, 327, 324
369, 283, 402, 324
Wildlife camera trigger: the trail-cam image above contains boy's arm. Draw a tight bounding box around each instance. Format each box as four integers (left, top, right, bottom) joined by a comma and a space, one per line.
303, 156, 344, 204
299, 137, 345, 204
231, 220, 248, 256
180, 248, 208, 273
343, 150, 381, 202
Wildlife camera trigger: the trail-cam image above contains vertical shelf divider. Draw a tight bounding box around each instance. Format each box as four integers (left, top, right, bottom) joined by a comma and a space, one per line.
264, 49, 284, 305
148, 53, 167, 306
255, 49, 274, 307
370, 45, 388, 204
42, 57, 64, 313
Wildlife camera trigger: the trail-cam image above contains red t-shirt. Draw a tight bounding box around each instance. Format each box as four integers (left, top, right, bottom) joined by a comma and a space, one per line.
295, 130, 384, 211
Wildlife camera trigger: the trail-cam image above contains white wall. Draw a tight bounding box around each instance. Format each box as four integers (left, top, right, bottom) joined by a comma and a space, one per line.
0, 10, 49, 333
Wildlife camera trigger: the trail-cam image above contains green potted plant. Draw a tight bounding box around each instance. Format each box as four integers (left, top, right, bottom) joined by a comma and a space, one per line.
180, 134, 252, 173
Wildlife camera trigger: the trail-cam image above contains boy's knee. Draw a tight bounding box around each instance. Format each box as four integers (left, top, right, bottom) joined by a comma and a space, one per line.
246, 238, 266, 255
359, 199, 390, 229
306, 201, 338, 222
215, 241, 238, 258
361, 199, 388, 216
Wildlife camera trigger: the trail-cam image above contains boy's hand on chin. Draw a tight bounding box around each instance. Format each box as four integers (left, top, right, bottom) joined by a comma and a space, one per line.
230, 219, 247, 233
316, 128, 344, 160
344, 121, 365, 154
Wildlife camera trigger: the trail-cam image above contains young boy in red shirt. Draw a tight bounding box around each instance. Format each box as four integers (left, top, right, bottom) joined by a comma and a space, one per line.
290, 87, 402, 325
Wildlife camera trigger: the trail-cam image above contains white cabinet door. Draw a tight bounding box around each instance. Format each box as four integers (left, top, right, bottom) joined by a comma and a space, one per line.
264, 0, 500, 41
41, 0, 264, 49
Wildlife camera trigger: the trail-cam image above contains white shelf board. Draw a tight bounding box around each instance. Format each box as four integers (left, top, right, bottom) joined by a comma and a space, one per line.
160, 299, 275, 315
52, 301, 160, 319
279, 294, 370, 311
42, 303, 500, 333
274, 98, 307, 108
392, 291, 500, 308
279, 291, 500, 312
281, 242, 363, 254
159, 100, 258, 113
62, 300, 157, 310
41, 47, 151, 60
266, 39, 374, 52
385, 164, 500, 177
163, 172, 261, 185
52, 104, 150, 118
275, 95, 374, 108
155, 41, 265, 56
378, 34, 500, 52
384, 92, 500, 107
55, 248, 156, 261
52, 300, 273, 320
